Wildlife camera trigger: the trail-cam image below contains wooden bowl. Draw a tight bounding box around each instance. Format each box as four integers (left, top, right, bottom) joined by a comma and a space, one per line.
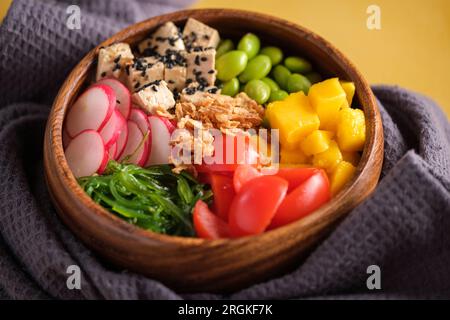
44, 9, 383, 293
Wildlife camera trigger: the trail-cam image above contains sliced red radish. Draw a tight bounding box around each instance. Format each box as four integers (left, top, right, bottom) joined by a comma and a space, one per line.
129, 107, 150, 134
62, 129, 72, 149
147, 115, 175, 166
108, 143, 117, 160
99, 109, 126, 148
118, 121, 149, 166
65, 130, 107, 178
96, 77, 131, 119
115, 123, 129, 160
66, 84, 116, 137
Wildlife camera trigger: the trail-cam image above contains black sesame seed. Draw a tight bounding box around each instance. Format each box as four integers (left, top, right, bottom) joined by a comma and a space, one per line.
168, 80, 175, 84
101, 72, 106, 77
201, 56, 208, 62
151, 85, 158, 92
195, 55, 200, 66
116, 100, 121, 104
208, 69, 215, 74
203, 34, 210, 40
134, 82, 140, 89
113, 55, 121, 63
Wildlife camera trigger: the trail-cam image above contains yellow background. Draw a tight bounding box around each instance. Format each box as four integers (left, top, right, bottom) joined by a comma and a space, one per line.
1, 0, 449, 117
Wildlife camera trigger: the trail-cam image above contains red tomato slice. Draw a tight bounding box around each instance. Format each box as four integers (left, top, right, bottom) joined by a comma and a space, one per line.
229, 176, 288, 237
196, 133, 259, 173
233, 164, 263, 193
209, 174, 236, 221
273, 167, 319, 192
193, 200, 230, 239
269, 170, 331, 229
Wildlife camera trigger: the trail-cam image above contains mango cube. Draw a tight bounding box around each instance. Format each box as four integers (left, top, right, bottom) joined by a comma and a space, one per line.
342, 151, 361, 166
339, 81, 356, 107
330, 161, 356, 195
312, 140, 342, 173
337, 108, 366, 152
308, 78, 346, 131
300, 130, 334, 156
280, 147, 309, 164
267, 92, 320, 149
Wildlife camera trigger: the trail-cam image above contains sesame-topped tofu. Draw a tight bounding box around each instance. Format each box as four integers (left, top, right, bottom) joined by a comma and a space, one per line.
164, 65, 187, 92
96, 43, 134, 81
132, 80, 175, 115
182, 18, 220, 50
126, 57, 164, 92
185, 48, 216, 88
138, 22, 185, 56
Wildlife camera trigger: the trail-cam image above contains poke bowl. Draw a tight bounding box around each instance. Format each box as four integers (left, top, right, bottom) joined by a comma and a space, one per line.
43, 9, 383, 293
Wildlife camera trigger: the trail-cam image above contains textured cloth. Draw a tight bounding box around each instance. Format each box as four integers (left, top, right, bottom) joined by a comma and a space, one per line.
0, 0, 449, 300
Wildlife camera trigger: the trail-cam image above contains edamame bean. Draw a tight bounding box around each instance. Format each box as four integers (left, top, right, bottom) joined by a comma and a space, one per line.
272, 65, 291, 90
237, 33, 260, 59
260, 46, 283, 65
305, 72, 322, 84
284, 56, 313, 73
221, 78, 240, 96
216, 39, 235, 58
286, 73, 311, 94
269, 89, 289, 102
238, 55, 272, 83
244, 79, 271, 104
216, 50, 248, 81
261, 77, 280, 92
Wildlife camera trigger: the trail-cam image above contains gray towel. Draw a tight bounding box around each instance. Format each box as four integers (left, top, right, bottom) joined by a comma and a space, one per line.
0, 0, 449, 300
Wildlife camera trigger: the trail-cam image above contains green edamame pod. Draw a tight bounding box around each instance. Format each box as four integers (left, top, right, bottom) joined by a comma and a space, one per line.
261, 77, 280, 92
260, 46, 284, 65
238, 55, 272, 83
286, 73, 311, 94
269, 89, 289, 102
216, 50, 248, 81
216, 39, 235, 58
244, 79, 271, 104
305, 72, 322, 84
284, 56, 313, 73
272, 65, 291, 90
221, 78, 240, 96
237, 33, 260, 59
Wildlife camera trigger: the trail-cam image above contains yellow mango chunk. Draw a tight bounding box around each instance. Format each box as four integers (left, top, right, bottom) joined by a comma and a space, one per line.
337, 108, 366, 152
300, 130, 334, 156
342, 151, 361, 166
339, 81, 356, 106
267, 92, 320, 149
308, 78, 346, 131
312, 140, 342, 173
330, 161, 356, 195
280, 147, 309, 164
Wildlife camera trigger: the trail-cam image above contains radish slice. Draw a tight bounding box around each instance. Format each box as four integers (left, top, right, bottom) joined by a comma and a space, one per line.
62, 129, 72, 149
99, 109, 126, 148
118, 121, 149, 166
115, 123, 129, 160
66, 84, 116, 137
65, 130, 107, 178
108, 143, 117, 160
147, 115, 175, 165
96, 77, 131, 119
129, 107, 150, 134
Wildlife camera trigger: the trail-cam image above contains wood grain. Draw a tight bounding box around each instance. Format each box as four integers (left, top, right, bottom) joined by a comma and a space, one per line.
43, 9, 383, 293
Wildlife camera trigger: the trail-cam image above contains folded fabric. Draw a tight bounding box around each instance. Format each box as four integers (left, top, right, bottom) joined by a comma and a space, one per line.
0, 0, 449, 300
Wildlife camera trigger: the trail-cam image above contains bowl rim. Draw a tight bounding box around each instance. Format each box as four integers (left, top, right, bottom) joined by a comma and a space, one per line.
45, 8, 383, 247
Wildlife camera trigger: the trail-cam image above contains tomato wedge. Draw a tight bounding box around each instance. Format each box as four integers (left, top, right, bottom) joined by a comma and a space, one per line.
210, 174, 235, 221
270, 170, 331, 229
272, 167, 319, 192
233, 164, 262, 192
229, 176, 288, 237
193, 200, 230, 239
196, 133, 259, 173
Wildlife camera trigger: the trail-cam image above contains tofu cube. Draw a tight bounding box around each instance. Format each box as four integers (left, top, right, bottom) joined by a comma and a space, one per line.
138, 21, 185, 56
182, 18, 220, 50
132, 80, 175, 114
96, 43, 134, 81
185, 49, 216, 88
164, 65, 187, 92
125, 57, 164, 92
